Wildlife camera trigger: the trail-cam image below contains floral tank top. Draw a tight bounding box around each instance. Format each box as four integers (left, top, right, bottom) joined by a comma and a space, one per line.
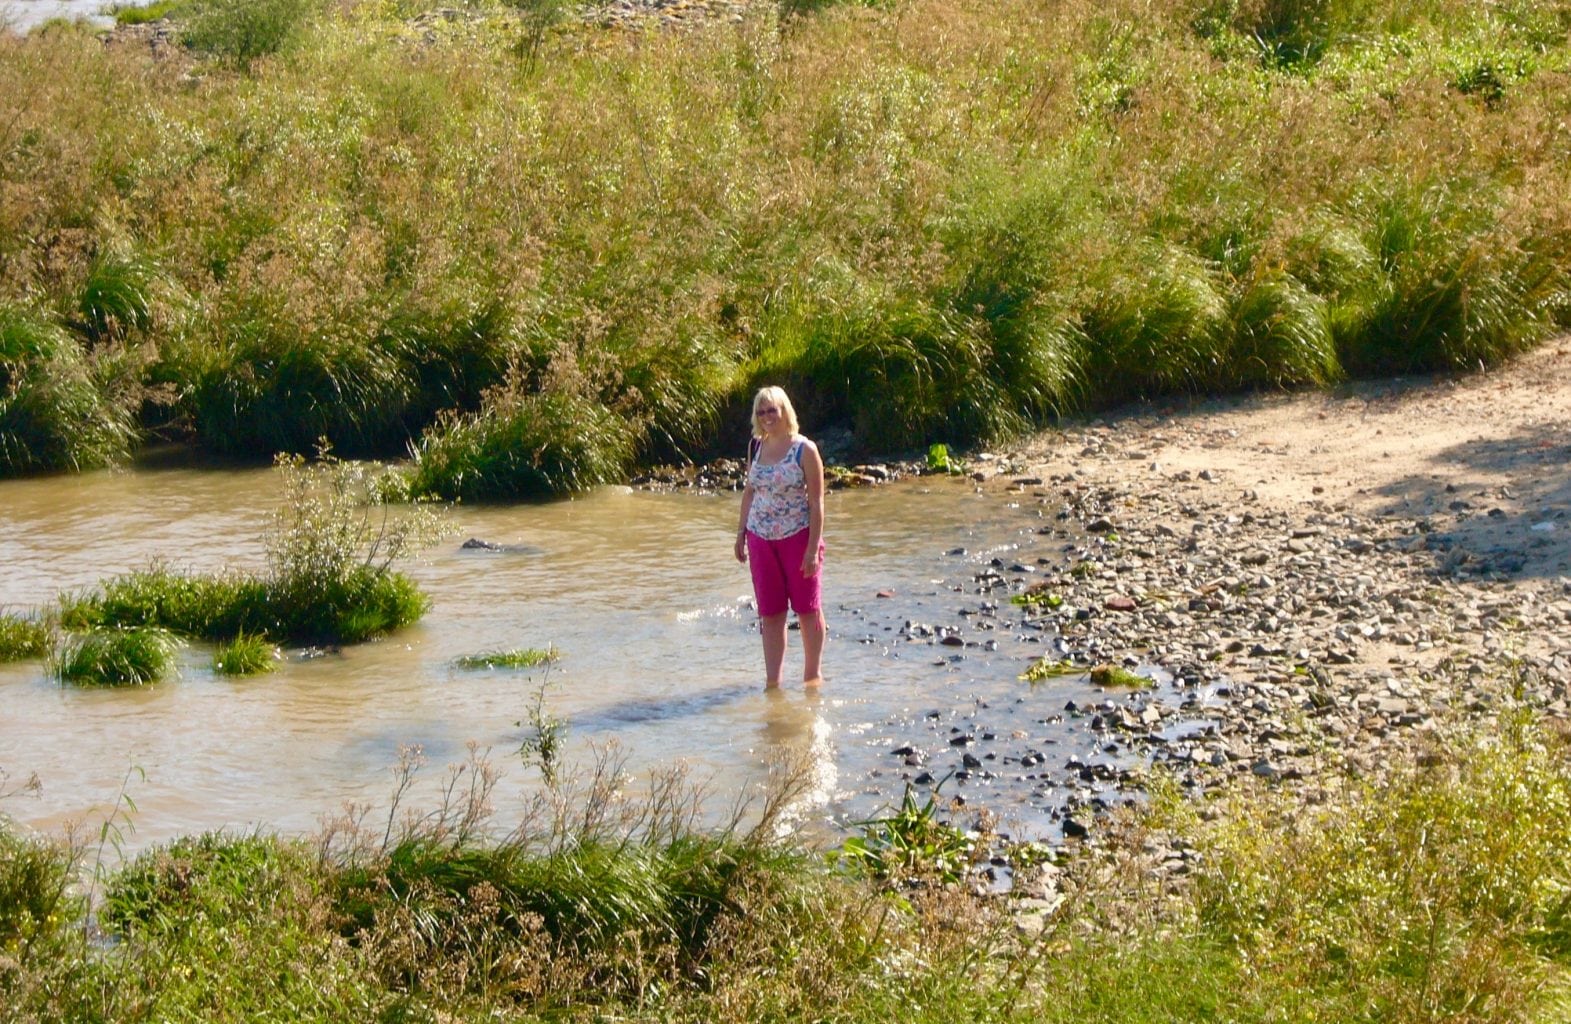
746, 438, 811, 540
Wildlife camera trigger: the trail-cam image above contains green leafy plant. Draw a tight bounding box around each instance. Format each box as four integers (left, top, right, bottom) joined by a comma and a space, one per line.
1020, 656, 1081, 682
836, 786, 977, 886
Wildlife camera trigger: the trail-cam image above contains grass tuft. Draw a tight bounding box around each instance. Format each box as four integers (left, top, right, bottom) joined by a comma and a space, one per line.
53, 627, 180, 687
455, 646, 558, 670
211, 632, 277, 676
0, 303, 135, 476
407, 380, 635, 501
0, 614, 53, 662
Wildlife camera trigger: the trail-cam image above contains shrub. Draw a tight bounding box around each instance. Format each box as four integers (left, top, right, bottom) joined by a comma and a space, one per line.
54, 627, 181, 686
0, 303, 135, 476
176, 0, 315, 64
406, 381, 636, 501
0, 614, 52, 662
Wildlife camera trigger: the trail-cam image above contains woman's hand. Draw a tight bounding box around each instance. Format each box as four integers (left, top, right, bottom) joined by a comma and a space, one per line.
800, 544, 821, 577
735, 534, 748, 564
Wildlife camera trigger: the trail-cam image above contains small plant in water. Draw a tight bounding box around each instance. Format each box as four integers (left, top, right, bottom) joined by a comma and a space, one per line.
456, 646, 558, 670
211, 632, 277, 676
1019, 657, 1081, 683
54, 627, 180, 686
517, 675, 566, 787
1089, 664, 1148, 688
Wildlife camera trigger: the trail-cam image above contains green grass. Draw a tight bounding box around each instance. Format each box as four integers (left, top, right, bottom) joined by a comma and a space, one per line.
455, 646, 558, 670
0, 614, 52, 662
53, 626, 180, 686
211, 631, 277, 675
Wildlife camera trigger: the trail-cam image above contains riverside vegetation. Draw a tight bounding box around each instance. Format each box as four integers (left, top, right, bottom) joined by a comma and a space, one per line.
1, 0, 1569, 498
4, 704, 1571, 1021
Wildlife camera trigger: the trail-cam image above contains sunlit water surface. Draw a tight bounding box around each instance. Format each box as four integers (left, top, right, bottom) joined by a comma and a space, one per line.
1, 462, 1093, 855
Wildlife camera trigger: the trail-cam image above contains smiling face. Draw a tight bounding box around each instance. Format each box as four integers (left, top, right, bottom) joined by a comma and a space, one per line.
750, 386, 799, 437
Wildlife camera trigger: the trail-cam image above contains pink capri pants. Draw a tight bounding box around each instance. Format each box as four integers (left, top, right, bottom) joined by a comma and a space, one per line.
745, 529, 824, 617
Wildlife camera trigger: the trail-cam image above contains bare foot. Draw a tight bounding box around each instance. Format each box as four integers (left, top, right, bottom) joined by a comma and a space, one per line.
803, 676, 824, 689
765, 679, 783, 690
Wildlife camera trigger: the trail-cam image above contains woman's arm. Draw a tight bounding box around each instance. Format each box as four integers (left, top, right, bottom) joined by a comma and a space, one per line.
800, 440, 825, 577
736, 483, 754, 563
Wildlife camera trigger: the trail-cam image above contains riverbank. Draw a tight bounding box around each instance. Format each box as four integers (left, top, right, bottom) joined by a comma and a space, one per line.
872, 340, 1571, 838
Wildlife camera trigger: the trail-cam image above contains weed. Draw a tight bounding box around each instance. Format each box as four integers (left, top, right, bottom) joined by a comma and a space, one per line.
53, 627, 180, 687
1020, 656, 1081, 682
516, 674, 566, 787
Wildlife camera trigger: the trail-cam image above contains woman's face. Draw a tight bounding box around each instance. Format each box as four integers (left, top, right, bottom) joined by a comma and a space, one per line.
756, 397, 787, 435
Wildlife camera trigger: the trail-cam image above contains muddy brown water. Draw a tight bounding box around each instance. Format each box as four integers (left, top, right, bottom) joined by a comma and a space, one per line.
1, 463, 1126, 856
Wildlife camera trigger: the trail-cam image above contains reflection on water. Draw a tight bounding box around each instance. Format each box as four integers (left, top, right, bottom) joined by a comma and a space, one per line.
1, 0, 130, 32
0, 462, 1070, 853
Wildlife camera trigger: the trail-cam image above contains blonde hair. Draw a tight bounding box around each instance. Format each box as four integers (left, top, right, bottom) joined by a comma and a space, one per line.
750, 386, 800, 437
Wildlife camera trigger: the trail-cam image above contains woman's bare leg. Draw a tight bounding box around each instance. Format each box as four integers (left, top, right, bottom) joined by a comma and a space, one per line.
760, 612, 788, 688
800, 609, 825, 686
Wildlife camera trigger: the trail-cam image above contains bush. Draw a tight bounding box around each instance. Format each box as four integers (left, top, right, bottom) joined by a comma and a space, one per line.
60, 566, 267, 637
407, 381, 636, 501
0, 614, 52, 662
0, 303, 135, 476
53, 627, 181, 686
177, 0, 315, 64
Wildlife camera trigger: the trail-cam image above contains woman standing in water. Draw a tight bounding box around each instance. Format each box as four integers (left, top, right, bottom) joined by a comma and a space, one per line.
734, 386, 826, 688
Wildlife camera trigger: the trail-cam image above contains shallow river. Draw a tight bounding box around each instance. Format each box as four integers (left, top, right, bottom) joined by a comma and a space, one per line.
1, 461, 1114, 855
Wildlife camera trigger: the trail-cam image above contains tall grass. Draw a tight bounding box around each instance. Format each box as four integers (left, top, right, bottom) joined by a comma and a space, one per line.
2, 0, 1570, 475
0, 303, 136, 475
